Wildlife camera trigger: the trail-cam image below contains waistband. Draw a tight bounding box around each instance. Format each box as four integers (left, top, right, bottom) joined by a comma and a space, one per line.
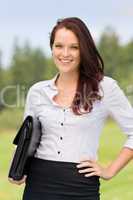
32, 157, 80, 166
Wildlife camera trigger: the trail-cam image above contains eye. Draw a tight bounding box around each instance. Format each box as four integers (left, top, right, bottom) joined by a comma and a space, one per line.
71, 46, 79, 50
54, 44, 62, 48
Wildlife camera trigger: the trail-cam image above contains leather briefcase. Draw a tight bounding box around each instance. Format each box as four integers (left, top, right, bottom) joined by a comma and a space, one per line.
8, 115, 42, 181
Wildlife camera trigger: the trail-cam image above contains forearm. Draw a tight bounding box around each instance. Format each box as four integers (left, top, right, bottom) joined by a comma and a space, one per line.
106, 147, 133, 177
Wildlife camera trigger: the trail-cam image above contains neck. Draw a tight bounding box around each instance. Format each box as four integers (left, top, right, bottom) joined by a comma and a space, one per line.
56, 71, 79, 91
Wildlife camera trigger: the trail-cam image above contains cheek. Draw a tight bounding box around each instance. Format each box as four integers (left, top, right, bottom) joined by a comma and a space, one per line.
53, 57, 59, 66
52, 51, 59, 61
52, 48, 60, 56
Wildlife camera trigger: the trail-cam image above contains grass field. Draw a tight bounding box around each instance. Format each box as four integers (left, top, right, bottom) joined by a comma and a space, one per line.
0, 119, 133, 200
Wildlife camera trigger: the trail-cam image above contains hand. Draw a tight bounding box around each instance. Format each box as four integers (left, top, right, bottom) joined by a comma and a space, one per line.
76, 159, 113, 180
8, 175, 27, 185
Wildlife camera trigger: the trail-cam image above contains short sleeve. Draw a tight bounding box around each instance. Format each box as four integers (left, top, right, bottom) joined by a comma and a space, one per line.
104, 78, 133, 149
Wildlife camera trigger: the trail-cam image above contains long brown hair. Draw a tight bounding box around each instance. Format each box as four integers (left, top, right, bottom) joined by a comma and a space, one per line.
50, 17, 104, 115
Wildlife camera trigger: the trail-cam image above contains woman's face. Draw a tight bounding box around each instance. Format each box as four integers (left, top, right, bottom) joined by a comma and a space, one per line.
52, 27, 80, 74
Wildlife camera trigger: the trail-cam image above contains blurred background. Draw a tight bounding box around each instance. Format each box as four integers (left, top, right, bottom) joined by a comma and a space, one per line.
0, 0, 133, 199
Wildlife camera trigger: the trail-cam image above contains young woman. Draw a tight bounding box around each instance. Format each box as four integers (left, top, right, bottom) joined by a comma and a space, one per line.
9, 17, 133, 200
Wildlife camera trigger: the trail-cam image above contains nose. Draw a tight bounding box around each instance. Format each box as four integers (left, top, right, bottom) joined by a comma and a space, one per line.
62, 47, 70, 57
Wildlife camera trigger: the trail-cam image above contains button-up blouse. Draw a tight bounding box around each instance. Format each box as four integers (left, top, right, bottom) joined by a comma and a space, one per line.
24, 74, 133, 163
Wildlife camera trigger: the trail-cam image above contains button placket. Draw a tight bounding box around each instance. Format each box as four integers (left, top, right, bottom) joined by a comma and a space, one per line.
57, 108, 66, 156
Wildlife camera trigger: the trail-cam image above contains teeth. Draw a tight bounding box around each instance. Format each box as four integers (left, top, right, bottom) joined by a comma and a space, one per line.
60, 59, 71, 63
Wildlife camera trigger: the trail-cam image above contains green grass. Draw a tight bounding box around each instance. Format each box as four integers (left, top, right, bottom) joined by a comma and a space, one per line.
0, 119, 133, 200
0, 129, 24, 200
98, 120, 133, 200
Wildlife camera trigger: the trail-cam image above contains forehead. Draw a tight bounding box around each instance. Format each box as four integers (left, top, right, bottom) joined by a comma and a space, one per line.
54, 27, 79, 43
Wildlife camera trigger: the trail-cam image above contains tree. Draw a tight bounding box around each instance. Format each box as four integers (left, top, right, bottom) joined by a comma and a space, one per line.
0, 51, 4, 110
10, 41, 47, 88
98, 27, 121, 80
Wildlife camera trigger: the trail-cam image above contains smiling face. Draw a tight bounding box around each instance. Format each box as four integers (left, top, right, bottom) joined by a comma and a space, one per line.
52, 27, 80, 74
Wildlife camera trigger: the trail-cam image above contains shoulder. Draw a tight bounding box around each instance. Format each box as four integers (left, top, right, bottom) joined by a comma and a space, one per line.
29, 79, 51, 91
99, 75, 118, 93
99, 76, 128, 106
26, 79, 52, 99
99, 75, 122, 101
100, 75, 117, 88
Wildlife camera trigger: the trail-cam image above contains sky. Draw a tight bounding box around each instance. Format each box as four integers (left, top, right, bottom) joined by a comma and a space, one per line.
0, 0, 133, 67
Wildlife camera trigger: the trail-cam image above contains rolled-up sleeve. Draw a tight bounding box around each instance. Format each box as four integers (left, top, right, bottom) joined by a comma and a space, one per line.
104, 78, 133, 149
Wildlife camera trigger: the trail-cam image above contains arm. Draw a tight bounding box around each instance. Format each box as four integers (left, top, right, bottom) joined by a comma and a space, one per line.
104, 147, 133, 178
76, 147, 133, 180
77, 78, 133, 180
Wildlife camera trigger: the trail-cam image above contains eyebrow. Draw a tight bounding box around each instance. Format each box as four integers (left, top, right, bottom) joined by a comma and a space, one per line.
54, 42, 79, 46
71, 43, 79, 46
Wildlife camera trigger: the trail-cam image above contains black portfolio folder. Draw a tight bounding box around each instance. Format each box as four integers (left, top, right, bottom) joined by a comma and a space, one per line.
8, 115, 42, 181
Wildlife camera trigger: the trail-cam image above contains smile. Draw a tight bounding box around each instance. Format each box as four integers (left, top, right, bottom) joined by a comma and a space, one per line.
59, 59, 73, 64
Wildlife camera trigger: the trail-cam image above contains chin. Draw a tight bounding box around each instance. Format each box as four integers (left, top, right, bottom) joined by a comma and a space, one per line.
59, 69, 72, 73
57, 65, 72, 72
56, 63, 78, 74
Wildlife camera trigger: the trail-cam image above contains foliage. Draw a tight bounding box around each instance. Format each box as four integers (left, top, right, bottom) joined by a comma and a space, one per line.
98, 27, 133, 90
10, 41, 46, 86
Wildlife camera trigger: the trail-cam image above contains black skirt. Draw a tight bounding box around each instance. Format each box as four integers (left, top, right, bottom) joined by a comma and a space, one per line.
22, 157, 100, 200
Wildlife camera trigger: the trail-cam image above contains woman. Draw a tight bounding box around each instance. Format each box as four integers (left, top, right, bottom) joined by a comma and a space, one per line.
9, 17, 133, 200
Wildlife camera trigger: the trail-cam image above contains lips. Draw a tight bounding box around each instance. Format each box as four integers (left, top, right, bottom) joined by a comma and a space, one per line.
59, 59, 72, 64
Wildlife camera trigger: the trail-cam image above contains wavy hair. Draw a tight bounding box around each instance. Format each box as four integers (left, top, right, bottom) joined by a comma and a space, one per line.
50, 17, 104, 115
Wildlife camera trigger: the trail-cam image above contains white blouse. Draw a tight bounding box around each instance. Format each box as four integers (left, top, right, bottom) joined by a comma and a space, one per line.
24, 73, 133, 163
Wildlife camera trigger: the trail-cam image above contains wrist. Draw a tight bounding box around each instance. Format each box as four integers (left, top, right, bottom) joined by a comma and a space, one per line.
105, 165, 117, 180
100, 166, 116, 180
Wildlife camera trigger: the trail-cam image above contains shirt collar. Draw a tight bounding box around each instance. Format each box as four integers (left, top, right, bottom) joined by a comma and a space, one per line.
43, 73, 60, 106
47, 72, 60, 90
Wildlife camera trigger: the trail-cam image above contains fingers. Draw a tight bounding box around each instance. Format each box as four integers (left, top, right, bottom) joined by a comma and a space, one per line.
76, 159, 100, 177
84, 172, 97, 177
78, 167, 94, 173
76, 159, 96, 168
8, 175, 27, 185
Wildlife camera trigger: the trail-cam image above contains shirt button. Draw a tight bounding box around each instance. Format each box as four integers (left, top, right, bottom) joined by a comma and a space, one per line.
61, 123, 64, 126
58, 151, 60, 154
60, 136, 63, 140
